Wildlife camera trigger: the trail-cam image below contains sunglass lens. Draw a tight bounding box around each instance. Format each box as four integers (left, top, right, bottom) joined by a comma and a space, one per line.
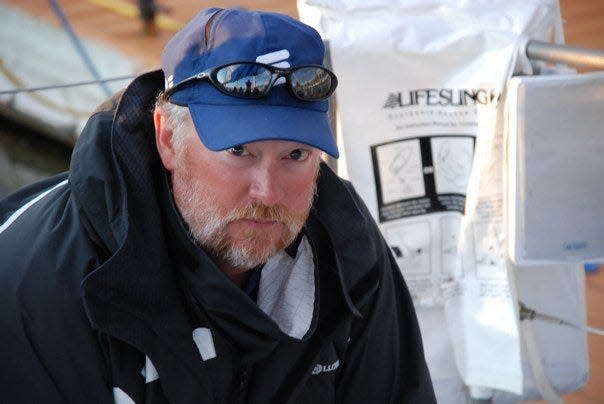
215, 64, 272, 98
290, 67, 334, 100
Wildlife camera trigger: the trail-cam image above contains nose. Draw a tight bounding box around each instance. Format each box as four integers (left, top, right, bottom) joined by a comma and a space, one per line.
248, 163, 284, 207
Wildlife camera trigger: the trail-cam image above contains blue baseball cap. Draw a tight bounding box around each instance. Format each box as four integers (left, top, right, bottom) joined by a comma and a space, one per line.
161, 8, 339, 158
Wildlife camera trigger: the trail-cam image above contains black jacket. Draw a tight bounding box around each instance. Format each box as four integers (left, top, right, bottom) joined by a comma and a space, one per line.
0, 71, 435, 403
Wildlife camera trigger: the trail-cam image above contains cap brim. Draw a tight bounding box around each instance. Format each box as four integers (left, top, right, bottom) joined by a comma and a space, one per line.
187, 103, 339, 158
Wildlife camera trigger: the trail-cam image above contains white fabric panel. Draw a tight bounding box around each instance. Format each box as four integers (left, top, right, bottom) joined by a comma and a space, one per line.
192, 327, 217, 361
258, 236, 315, 339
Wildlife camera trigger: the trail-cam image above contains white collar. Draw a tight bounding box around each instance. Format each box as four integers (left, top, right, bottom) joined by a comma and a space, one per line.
257, 236, 315, 339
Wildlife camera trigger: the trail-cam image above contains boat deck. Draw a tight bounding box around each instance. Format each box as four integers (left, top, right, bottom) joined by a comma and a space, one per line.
3, 0, 299, 72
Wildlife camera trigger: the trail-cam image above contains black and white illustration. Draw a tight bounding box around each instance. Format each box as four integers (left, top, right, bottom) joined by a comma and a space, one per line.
374, 139, 425, 204
385, 220, 431, 275
371, 135, 475, 222
431, 137, 474, 195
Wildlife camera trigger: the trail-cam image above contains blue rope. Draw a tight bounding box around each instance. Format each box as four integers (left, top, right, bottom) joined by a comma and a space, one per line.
49, 0, 113, 97
0, 75, 136, 95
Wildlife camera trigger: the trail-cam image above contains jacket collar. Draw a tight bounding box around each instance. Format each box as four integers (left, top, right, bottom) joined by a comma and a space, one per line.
310, 166, 385, 315
78, 70, 217, 400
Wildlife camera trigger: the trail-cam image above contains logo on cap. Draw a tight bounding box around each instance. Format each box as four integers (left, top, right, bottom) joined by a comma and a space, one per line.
256, 49, 290, 85
256, 49, 290, 67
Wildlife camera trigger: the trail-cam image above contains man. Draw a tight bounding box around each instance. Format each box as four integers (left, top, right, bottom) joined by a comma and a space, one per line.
0, 8, 435, 403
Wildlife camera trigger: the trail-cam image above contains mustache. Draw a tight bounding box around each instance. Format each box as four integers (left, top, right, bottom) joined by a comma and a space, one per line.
226, 202, 295, 223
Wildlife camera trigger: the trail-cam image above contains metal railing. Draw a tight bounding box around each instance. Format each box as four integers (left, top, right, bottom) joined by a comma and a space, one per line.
527, 39, 604, 70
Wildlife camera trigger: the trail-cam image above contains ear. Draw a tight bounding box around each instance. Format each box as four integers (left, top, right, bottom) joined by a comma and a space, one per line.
154, 108, 177, 171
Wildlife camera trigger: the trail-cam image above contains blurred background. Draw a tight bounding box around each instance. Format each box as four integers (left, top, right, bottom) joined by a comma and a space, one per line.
1, 0, 602, 196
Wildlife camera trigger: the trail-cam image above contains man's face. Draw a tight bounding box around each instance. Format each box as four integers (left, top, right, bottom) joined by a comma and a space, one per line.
169, 122, 320, 275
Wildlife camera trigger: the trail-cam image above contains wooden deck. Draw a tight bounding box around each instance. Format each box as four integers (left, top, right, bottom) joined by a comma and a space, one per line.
4, 0, 603, 402
3, 0, 299, 72
5, 0, 602, 71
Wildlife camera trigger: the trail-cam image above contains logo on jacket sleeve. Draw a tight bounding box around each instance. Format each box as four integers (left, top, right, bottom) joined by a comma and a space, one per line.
193, 327, 217, 361
311, 359, 340, 376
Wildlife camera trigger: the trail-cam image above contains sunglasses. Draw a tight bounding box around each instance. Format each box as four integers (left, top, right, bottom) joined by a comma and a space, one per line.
164, 62, 338, 102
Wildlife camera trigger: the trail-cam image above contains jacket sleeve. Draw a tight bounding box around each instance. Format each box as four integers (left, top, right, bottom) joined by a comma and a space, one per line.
336, 245, 436, 403
0, 179, 113, 403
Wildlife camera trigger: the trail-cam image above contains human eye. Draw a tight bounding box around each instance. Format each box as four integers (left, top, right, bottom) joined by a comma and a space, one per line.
227, 145, 250, 156
287, 148, 311, 161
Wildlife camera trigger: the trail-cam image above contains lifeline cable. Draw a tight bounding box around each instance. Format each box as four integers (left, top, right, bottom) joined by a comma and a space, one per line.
0, 60, 120, 118
519, 301, 604, 337
0, 75, 136, 96
49, 0, 113, 97
516, 299, 603, 403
